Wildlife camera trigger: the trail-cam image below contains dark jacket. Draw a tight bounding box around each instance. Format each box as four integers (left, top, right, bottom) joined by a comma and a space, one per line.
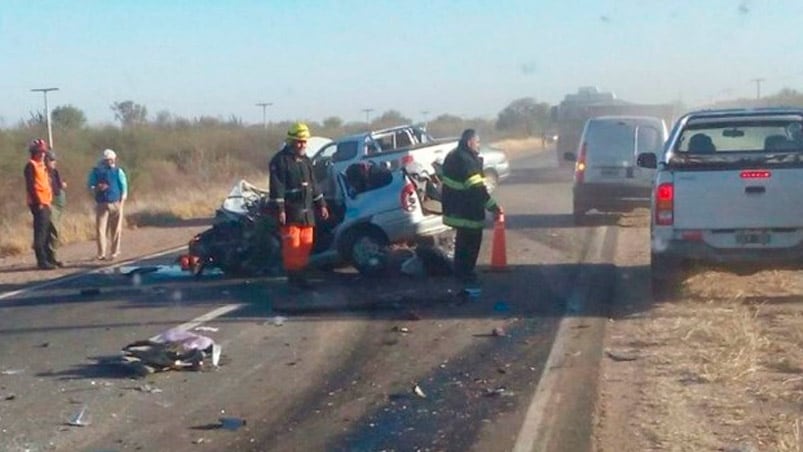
269, 146, 326, 225
441, 145, 498, 229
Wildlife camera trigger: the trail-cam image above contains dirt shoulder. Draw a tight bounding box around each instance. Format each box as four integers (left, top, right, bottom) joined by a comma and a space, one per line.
594, 219, 803, 451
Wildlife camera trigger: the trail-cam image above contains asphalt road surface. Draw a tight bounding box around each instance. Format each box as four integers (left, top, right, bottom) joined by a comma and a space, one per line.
0, 150, 626, 452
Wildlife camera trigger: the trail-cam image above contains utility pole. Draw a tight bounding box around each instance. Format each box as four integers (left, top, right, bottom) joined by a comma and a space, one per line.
750, 78, 765, 100
31, 87, 59, 148
420, 110, 430, 126
362, 108, 374, 123
256, 102, 272, 129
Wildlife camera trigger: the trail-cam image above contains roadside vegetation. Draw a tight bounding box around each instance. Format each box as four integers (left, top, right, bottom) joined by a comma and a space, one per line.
0, 98, 553, 257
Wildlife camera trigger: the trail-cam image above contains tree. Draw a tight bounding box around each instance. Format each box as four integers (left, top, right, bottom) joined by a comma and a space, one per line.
496, 97, 551, 136
373, 110, 411, 128
51, 105, 87, 129
111, 100, 148, 127
322, 116, 343, 129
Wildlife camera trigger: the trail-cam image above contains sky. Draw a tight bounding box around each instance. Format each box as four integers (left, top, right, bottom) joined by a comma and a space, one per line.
2, 0, 803, 126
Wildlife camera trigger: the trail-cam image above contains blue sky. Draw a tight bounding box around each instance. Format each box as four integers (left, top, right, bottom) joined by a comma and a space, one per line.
2, 0, 802, 126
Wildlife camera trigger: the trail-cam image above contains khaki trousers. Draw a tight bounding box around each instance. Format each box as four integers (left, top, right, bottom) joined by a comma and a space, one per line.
96, 202, 123, 257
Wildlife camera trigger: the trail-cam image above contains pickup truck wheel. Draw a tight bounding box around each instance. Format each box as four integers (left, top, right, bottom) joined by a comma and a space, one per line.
651, 253, 679, 301
484, 170, 499, 194
347, 229, 390, 276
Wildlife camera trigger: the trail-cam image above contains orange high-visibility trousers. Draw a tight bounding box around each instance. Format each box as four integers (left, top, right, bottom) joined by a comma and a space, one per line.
281, 225, 314, 271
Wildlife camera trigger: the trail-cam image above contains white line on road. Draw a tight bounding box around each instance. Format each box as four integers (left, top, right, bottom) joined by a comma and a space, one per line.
512, 226, 608, 452
149, 303, 244, 341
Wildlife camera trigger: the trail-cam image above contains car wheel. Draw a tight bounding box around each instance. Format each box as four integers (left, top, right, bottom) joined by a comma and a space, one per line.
484, 170, 499, 194
346, 228, 390, 276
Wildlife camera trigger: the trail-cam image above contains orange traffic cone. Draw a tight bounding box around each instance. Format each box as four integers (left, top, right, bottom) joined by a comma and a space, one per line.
490, 214, 508, 271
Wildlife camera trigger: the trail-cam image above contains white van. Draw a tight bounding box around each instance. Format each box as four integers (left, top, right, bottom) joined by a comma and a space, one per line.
564, 116, 667, 223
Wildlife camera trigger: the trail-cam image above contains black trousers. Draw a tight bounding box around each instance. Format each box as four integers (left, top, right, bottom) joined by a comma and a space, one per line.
454, 227, 483, 283
30, 205, 55, 266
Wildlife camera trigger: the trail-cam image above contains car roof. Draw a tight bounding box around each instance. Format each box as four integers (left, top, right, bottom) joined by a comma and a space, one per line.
589, 115, 664, 122
684, 107, 803, 120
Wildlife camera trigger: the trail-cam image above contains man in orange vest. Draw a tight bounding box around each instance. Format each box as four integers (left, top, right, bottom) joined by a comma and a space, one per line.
24, 139, 60, 269
269, 122, 329, 289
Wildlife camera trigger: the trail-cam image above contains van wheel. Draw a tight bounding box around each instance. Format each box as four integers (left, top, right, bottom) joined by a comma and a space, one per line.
651, 253, 679, 301
345, 228, 390, 276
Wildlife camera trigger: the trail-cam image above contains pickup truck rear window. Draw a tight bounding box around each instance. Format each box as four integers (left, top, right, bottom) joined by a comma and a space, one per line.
675, 121, 803, 154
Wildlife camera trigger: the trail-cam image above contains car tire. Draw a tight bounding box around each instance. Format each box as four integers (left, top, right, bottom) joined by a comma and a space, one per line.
344, 227, 390, 276
484, 170, 499, 194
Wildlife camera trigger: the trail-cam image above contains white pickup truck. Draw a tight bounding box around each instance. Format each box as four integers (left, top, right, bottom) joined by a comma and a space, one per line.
637, 108, 803, 294
310, 125, 457, 192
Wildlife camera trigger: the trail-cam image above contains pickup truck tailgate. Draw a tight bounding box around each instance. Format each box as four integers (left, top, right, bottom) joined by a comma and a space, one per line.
674, 169, 803, 229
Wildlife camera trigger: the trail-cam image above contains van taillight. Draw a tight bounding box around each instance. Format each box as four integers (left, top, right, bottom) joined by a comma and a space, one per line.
575, 142, 587, 184
400, 182, 417, 211
655, 183, 674, 226
740, 170, 771, 179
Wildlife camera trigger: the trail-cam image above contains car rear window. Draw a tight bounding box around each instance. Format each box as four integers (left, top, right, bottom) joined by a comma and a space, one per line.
584, 120, 635, 158
676, 120, 803, 154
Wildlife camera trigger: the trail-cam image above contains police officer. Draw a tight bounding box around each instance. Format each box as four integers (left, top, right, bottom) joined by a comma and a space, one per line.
441, 129, 503, 285
269, 122, 329, 289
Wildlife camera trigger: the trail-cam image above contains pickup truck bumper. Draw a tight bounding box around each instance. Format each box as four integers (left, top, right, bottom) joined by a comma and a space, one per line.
655, 239, 803, 266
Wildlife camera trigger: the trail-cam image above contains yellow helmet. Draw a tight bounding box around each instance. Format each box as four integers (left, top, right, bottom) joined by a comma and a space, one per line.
286, 122, 311, 142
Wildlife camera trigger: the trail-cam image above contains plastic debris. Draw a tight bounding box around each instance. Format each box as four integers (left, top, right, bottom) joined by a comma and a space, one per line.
413, 384, 427, 399
0, 369, 24, 375
270, 316, 287, 327
121, 328, 221, 375
219, 417, 246, 431
392, 326, 410, 334
67, 405, 90, 427
194, 326, 219, 333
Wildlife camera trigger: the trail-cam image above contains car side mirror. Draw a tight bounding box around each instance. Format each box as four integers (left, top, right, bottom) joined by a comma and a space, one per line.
636, 152, 657, 169
563, 152, 576, 162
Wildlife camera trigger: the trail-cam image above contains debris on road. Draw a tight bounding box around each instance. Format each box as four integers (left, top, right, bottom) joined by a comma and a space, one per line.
392, 326, 410, 334
121, 328, 222, 375
413, 384, 427, 399
219, 417, 246, 431
4, 394, 16, 401
0, 369, 25, 375
269, 316, 287, 327
194, 326, 219, 333
67, 405, 90, 427
605, 349, 639, 362
492, 327, 506, 337
484, 386, 514, 398
137, 384, 163, 394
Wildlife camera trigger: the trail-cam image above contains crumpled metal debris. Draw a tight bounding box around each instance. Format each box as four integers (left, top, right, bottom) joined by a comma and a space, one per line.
121, 328, 222, 375
67, 405, 90, 427
413, 384, 427, 399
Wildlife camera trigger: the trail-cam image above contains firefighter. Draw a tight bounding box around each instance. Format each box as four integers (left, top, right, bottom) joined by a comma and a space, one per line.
441, 129, 503, 285
269, 122, 329, 289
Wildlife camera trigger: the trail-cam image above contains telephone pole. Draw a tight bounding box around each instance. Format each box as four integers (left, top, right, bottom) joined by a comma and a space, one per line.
362, 108, 374, 123
420, 110, 430, 126
750, 78, 765, 100
256, 102, 272, 129
31, 87, 59, 148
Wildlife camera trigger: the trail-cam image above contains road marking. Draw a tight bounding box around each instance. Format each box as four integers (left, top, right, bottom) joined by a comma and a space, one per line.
0, 245, 186, 301
513, 226, 608, 452
149, 303, 244, 341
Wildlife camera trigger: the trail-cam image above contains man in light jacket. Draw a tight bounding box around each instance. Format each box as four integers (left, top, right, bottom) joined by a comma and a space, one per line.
87, 148, 128, 260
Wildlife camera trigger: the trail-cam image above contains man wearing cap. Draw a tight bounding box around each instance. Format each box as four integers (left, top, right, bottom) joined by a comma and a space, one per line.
24, 139, 59, 269
269, 122, 329, 289
45, 151, 67, 261
87, 149, 128, 260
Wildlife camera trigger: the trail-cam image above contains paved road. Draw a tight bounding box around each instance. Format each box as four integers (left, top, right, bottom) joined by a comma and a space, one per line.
0, 150, 626, 452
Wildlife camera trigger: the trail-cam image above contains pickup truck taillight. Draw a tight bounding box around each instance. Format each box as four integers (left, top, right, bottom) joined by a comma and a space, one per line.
400, 182, 417, 212
655, 182, 674, 226
575, 142, 587, 184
